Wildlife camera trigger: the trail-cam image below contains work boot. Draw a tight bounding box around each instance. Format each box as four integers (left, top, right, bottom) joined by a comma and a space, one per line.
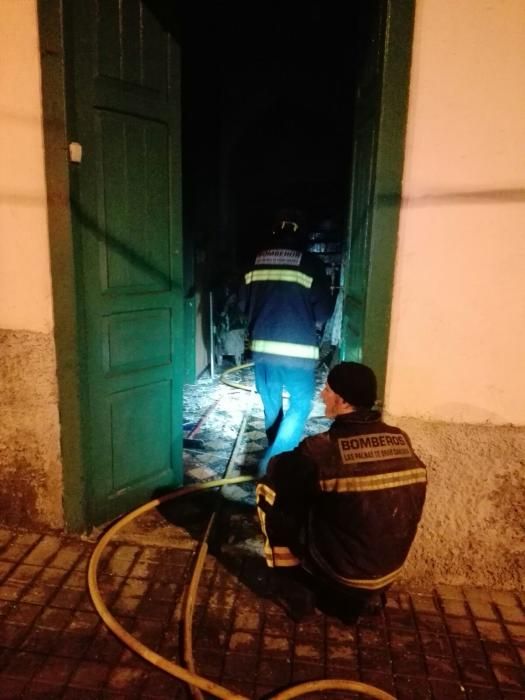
315, 589, 360, 625
334, 590, 386, 624
362, 591, 387, 616
315, 584, 385, 625
272, 568, 315, 623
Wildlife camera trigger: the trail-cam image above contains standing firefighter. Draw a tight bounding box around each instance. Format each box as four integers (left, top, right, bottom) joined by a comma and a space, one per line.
256, 361, 427, 623
239, 208, 333, 474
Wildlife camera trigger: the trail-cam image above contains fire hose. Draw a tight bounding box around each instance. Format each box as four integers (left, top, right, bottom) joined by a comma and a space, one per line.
87, 368, 395, 699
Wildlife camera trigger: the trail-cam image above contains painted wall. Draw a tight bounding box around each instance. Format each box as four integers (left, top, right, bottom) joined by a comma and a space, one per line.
0, 0, 54, 333
0, 0, 63, 527
388, 0, 525, 425
387, 0, 525, 589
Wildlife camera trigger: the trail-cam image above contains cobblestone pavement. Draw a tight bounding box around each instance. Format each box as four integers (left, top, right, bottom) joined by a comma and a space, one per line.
0, 524, 524, 699
0, 368, 524, 699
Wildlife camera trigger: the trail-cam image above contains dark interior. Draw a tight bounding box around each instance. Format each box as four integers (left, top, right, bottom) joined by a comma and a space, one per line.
153, 2, 376, 282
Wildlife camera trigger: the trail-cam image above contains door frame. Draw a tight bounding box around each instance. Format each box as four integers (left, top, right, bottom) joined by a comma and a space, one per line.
38, 0, 415, 529
341, 0, 415, 398
38, 0, 87, 531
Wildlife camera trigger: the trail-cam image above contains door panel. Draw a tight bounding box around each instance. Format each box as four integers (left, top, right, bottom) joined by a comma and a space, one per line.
65, 0, 183, 526
97, 113, 171, 292
344, 116, 378, 362
96, 0, 167, 90
110, 381, 172, 490
102, 309, 172, 375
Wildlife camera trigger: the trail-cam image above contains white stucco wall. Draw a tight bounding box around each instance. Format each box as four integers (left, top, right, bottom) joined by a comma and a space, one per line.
0, 0, 63, 528
0, 0, 54, 333
387, 0, 525, 425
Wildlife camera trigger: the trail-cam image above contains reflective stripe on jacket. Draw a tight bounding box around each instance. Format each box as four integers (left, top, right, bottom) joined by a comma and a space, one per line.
239, 246, 333, 364
250, 339, 319, 360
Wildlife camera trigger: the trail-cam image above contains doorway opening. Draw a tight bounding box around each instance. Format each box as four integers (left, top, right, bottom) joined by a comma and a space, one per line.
172, 2, 385, 377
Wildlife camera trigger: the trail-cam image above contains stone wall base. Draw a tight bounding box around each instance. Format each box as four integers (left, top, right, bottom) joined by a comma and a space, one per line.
387, 414, 525, 590
0, 329, 63, 528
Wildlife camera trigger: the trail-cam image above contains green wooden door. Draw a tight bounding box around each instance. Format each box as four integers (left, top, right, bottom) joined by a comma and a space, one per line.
64, 0, 184, 525
341, 0, 414, 398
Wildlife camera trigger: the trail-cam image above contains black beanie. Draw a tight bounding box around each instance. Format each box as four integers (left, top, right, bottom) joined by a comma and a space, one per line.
327, 362, 377, 408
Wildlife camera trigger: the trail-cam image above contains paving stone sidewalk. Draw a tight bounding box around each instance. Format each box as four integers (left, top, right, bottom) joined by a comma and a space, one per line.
0, 521, 524, 700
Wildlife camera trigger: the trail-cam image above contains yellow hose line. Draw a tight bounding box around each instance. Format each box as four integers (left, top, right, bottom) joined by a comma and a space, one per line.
88, 480, 395, 699
220, 362, 254, 391
271, 679, 395, 699
183, 513, 214, 700
182, 409, 251, 700
87, 477, 253, 700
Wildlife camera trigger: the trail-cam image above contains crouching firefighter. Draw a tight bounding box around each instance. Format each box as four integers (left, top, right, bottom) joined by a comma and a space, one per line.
256, 361, 427, 623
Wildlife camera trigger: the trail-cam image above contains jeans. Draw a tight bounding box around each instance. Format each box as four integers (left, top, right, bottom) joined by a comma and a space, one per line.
254, 361, 315, 473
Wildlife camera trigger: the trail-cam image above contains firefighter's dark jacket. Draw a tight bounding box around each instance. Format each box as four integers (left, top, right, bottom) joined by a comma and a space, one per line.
239, 246, 333, 367
256, 410, 427, 591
